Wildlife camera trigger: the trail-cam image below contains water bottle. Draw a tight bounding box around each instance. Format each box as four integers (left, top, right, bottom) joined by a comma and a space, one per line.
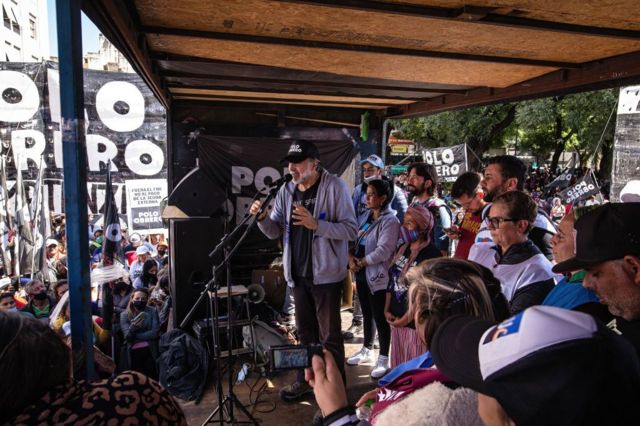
236, 362, 250, 384
356, 399, 374, 421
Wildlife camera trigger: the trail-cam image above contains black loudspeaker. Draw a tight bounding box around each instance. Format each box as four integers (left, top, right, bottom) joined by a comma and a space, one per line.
167, 167, 227, 217
170, 217, 223, 327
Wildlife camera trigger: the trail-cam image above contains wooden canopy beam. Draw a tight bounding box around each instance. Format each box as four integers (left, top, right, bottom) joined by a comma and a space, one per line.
278, 0, 640, 40
140, 25, 580, 68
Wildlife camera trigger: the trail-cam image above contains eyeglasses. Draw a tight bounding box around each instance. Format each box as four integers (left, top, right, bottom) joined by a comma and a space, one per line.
487, 216, 518, 229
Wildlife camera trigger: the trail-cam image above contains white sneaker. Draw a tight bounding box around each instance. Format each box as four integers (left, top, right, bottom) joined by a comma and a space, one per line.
370, 356, 390, 379
346, 347, 373, 366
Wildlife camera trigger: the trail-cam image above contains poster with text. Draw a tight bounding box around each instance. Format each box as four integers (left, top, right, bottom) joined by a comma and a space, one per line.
125, 179, 167, 235
422, 143, 468, 183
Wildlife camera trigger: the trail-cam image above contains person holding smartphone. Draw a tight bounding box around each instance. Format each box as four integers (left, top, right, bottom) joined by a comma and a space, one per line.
120, 288, 160, 379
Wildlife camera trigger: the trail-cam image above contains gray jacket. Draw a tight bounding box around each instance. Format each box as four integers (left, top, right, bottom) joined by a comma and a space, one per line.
258, 169, 357, 287
358, 207, 400, 293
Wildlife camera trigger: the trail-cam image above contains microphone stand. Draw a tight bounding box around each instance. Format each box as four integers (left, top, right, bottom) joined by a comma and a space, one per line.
180, 179, 287, 425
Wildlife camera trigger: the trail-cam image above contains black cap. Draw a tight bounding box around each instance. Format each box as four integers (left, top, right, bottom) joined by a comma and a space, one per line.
280, 140, 320, 164
552, 203, 640, 273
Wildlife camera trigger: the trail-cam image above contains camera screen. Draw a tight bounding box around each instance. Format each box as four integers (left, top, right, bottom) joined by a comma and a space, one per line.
273, 347, 309, 369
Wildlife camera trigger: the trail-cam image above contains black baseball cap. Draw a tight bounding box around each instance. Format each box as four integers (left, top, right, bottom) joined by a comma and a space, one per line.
431, 306, 640, 425
280, 140, 320, 164
552, 202, 640, 273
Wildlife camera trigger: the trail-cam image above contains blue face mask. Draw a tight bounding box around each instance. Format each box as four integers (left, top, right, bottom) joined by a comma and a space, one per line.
399, 226, 420, 244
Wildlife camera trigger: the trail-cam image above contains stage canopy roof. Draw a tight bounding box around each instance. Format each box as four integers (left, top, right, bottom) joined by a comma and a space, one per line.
84, 0, 640, 117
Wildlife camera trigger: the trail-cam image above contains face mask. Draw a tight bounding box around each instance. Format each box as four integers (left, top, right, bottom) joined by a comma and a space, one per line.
133, 300, 147, 310
157, 249, 166, 256
363, 175, 377, 184
34, 290, 48, 301
7, 307, 18, 313
399, 226, 420, 244
114, 282, 128, 292
95, 236, 103, 245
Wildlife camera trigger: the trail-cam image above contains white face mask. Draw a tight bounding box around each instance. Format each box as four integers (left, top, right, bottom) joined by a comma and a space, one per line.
363, 175, 377, 184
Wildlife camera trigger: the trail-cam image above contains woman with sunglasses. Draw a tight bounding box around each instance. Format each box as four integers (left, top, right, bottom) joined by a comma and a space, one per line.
469, 191, 556, 314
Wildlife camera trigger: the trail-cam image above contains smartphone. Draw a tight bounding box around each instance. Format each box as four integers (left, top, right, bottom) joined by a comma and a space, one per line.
269, 344, 323, 371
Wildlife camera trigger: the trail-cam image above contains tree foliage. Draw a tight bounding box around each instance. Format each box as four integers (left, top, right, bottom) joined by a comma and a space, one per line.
391, 89, 618, 176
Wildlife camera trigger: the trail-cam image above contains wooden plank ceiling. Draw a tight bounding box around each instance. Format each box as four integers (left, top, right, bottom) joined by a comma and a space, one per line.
84, 0, 640, 117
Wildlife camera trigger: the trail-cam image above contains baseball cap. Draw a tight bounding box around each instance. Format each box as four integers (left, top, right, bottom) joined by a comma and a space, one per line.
280, 140, 320, 164
431, 306, 640, 425
360, 154, 384, 169
46, 238, 59, 247
129, 233, 142, 247
135, 245, 151, 255
552, 203, 640, 273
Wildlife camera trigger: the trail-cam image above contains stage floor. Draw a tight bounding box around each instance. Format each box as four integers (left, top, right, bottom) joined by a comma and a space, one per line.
179, 310, 378, 425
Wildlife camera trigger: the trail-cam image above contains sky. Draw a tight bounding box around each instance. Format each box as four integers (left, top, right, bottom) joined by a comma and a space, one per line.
47, 0, 101, 56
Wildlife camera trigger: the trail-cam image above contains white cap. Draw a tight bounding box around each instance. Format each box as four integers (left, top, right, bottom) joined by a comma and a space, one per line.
620, 180, 640, 203
136, 245, 151, 255
46, 239, 59, 247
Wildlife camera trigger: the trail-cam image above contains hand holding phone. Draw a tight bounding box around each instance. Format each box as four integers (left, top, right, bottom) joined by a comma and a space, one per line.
269, 344, 323, 371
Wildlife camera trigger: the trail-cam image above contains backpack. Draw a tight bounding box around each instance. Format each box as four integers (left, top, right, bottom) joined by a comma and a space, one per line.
157, 329, 208, 401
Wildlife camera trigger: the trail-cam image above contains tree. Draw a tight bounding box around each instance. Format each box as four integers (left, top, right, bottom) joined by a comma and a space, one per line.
392, 89, 617, 176
391, 104, 516, 169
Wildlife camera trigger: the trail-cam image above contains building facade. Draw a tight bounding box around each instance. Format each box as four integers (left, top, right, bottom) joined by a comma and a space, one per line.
1, 0, 49, 62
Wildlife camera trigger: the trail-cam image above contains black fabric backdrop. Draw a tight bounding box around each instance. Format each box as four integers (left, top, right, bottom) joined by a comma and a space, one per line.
196, 134, 358, 282
197, 135, 358, 223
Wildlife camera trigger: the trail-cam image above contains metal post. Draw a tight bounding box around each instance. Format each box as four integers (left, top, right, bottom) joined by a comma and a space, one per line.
56, 0, 94, 380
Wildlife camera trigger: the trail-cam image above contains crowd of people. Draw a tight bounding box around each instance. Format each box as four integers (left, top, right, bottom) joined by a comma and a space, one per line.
252, 141, 640, 425
1, 136, 639, 425
0, 215, 178, 423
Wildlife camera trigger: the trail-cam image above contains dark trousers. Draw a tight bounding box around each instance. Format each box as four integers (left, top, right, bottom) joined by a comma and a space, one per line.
293, 277, 346, 384
355, 271, 391, 357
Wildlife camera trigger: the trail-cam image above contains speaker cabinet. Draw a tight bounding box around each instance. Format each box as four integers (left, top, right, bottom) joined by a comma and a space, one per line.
170, 217, 223, 327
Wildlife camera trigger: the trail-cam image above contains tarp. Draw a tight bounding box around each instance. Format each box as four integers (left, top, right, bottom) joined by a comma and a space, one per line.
0, 62, 167, 219
197, 135, 358, 224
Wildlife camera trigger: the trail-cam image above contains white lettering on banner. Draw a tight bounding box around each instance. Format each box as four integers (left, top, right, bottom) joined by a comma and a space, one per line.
124, 139, 164, 175
232, 166, 289, 194
0, 70, 40, 122
566, 181, 596, 203
86, 134, 119, 171
53, 130, 63, 168
95, 81, 145, 132
47, 69, 62, 123
11, 130, 46, 170
254, 167, 281, 195
618, 86, 640, 115
232, 166, 254, 194
424, 148, 454, 166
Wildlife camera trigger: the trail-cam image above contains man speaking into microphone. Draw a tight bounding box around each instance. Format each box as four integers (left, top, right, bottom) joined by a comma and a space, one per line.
250, 140, 357, 402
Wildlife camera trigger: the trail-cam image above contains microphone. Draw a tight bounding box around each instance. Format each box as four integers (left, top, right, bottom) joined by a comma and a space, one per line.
268, 174, 292, 188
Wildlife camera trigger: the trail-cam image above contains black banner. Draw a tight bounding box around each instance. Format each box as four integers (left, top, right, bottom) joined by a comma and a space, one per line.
559, 172, 600, 205
422, 143, 468, 183
545, 168, 574, 192
0, 62, 167, 216
197, 135, 358, 224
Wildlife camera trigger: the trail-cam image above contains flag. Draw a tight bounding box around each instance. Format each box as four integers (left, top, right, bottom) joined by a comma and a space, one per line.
0, 157, 12, 276
31, 157, 47, 279
14, 157, 34, 276
101, 162, 124, 266
34, 179, 52, 281
544, 167, 574, 192
559, 170, 600, 205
